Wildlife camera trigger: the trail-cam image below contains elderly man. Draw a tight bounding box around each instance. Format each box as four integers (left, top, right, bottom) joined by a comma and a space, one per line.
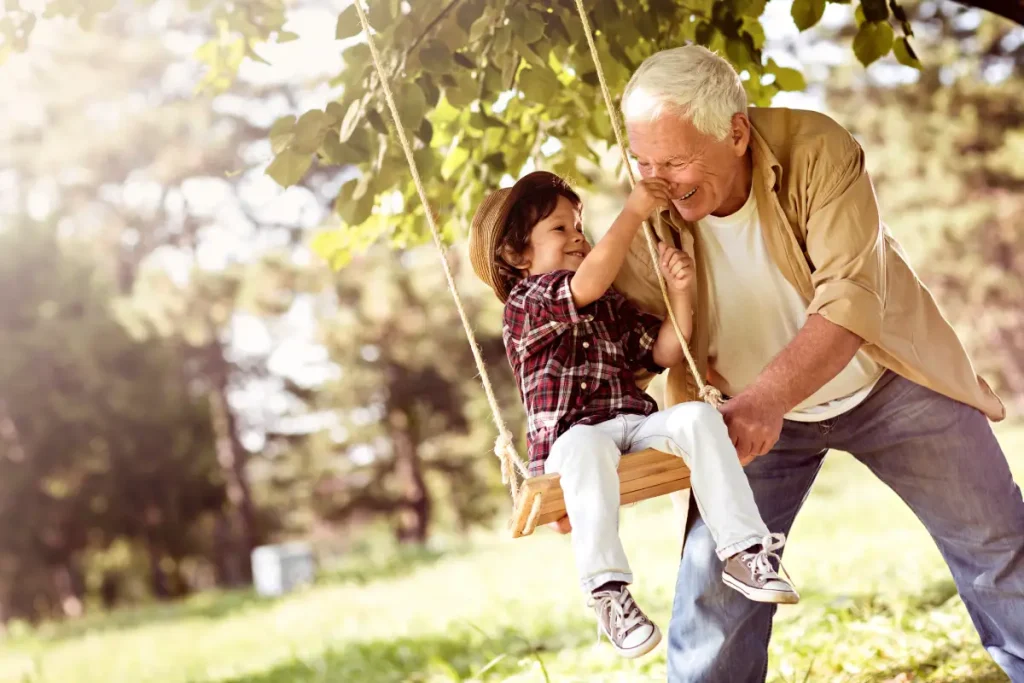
611, 46, 1024, 682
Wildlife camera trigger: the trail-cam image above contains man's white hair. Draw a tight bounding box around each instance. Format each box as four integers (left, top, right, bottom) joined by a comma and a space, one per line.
622, 45, 747, 140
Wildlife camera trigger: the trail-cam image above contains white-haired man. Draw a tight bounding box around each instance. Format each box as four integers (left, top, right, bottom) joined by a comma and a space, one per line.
611, 45, 1024, 682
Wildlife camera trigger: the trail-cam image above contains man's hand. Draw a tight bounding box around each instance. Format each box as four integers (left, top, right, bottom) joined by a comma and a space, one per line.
719, 391, 785, 465
547, 516, 572, 534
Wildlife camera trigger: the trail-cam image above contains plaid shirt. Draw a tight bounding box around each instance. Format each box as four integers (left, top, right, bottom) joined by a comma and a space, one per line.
503, 270, 665, 476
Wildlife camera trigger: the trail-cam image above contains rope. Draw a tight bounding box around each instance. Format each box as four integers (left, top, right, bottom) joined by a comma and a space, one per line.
352, 0, 528, 503
572, 0, 723, 408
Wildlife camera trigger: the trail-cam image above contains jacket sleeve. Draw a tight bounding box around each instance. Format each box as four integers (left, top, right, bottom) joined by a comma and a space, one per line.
803, 133, 886, 343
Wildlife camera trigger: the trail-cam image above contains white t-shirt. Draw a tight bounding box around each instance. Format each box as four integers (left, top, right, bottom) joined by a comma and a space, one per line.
697, 188, 883, 422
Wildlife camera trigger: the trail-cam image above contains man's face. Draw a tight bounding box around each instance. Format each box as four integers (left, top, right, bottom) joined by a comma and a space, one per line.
627, 112, 750, 222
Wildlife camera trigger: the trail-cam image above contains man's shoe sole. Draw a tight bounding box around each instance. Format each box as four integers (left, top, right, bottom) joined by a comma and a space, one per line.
722, 572, 800, 605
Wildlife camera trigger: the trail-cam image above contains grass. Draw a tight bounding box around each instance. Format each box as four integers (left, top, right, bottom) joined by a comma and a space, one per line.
1, 428, 1021, 683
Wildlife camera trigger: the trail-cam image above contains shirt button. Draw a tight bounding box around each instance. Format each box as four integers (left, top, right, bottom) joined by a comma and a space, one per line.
580, 382, 588, 390
582, 342, 590, 349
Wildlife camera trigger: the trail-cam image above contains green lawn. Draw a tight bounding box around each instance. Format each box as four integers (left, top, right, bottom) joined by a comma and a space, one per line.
2, 428, 1021, 683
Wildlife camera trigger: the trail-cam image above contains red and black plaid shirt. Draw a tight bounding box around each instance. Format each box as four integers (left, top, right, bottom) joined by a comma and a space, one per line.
503, 271, 665, 477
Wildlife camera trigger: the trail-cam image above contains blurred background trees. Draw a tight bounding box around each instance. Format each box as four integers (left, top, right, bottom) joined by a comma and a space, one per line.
0, 0, 1019, 625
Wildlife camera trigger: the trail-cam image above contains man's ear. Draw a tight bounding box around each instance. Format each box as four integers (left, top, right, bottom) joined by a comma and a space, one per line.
730, 112, 751, 156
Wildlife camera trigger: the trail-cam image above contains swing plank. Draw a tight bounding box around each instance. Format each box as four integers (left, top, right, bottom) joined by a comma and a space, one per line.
511, 448, 691, 538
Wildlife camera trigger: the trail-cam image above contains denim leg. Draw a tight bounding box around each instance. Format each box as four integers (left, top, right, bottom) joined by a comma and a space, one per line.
833, 374, 1024, 682
667, 420, 827, 683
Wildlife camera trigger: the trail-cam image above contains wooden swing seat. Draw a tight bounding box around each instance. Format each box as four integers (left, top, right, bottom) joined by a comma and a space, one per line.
511, 448, 691, 538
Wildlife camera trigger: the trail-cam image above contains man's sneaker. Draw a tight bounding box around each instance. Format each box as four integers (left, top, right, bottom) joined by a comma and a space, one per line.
722, 533, 800, 604
588, 585, 662, 658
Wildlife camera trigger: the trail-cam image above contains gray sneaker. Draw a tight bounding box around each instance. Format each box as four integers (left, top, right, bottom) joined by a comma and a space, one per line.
722, 533, 800, 604
588, 585, 662, 658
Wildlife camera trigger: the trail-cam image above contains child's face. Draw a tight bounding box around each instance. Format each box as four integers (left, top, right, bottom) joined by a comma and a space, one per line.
518, 196, 589, 277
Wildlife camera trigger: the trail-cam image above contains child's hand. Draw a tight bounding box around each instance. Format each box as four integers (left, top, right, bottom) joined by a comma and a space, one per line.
547, 516, 572, 534
658, 241, 694, 293
623, 178, 673, 222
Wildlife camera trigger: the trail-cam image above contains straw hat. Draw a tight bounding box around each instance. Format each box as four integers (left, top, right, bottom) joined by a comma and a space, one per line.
469, 171, 573, 303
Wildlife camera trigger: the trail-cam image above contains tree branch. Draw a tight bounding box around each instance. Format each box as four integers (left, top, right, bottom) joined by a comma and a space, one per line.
955, 0, 1024, 26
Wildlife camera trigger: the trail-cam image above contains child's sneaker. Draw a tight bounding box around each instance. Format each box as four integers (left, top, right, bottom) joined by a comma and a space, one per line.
722, 533, 800, 604
588, 584, 662, 658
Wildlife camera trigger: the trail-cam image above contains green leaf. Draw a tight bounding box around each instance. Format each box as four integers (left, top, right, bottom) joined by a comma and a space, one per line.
853, 20, 894, 66
292, 110, 329, 154
414, 146, 437, 175
741, 17, 765, 49
855, 4, 866, 24
860, 0, 889, 22
770, 65, 806, 91
416, 119, 433, 145
321, 134, 347, 165
735, 0, 768, 16
441, 145, 469, 180
266, 149, 313, 188
326, 101, 346, 123
335, 5, 360, 40
468, 12, 495, 42
513, 36, 546, 69
725, 38, 753, 69
269, 115, 296, 154
335, 177, 375, 225
513, 8, 545, 44
791, 0, 826, 31
418, 39, 452, 74
695, 21, 715, 47
397, 82, 427, 130
367, 108, 389, 135
518, 66, 559, 101
475, 653, 508, 677
482, 152, 506, 173
367, 0, 394, 29
323, 130, 371, 166
277, 30, 299, 43
457, 0, 486, 33
893, 36, 922, 69
418, 74, 440, 107
343, 42, 370, 69
453, 52, 475, 69
339, 99, 363, 143
443, 71, 477, 108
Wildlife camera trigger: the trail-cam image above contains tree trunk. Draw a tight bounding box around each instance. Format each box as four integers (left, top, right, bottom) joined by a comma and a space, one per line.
51, 565, 83, 618
146, 538, 170, 600
389, 408, 430, 544
206, 342, 258, 583
212, 511, 245, 587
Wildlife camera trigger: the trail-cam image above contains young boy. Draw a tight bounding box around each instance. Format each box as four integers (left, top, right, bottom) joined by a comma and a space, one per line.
469, 171, 797, 659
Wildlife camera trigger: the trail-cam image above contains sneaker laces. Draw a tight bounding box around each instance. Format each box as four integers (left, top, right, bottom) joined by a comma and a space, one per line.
589, 588, 646, 643
748, 533, 796, 587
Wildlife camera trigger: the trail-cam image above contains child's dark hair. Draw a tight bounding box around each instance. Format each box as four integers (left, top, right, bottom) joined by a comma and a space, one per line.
495, 173, 582, 292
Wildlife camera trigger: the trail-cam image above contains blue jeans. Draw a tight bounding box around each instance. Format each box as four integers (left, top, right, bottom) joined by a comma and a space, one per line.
668, 372, 1024, 682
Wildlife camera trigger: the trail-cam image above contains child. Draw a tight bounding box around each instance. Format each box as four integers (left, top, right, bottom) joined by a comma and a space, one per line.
469, 171, 797, 659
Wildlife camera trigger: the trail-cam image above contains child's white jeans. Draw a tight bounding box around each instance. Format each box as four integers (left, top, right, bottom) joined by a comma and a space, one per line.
544, 401, 770, 593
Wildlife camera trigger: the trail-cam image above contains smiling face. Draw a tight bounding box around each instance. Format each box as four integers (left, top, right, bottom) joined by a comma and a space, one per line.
518, 196, 589, 276
627, 111, 752, 222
